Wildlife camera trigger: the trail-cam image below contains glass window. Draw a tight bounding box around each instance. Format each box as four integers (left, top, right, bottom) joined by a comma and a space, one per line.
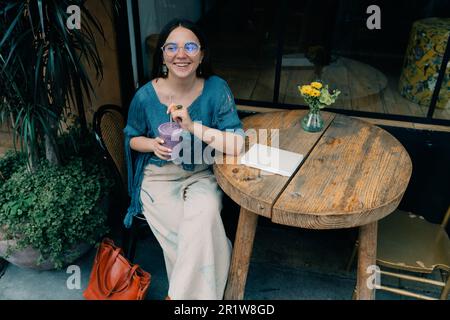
432, 61, 450, 120
281, 0, 449, 120
200, 0, 280, 102
134, 0, 450, 122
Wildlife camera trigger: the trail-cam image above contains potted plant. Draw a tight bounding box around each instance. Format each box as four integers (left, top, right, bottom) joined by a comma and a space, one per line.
0, 130, 113, 269
0, 1, 117, 269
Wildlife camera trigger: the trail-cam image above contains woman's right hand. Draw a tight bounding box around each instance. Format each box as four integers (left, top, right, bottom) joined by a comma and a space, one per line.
151, 137, 172, 160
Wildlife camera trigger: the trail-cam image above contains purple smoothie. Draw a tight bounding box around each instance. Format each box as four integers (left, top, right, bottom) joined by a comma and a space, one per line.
158, 122, 183, 150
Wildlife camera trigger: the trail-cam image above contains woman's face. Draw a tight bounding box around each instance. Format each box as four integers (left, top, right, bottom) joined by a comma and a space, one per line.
162, 26, 204, 80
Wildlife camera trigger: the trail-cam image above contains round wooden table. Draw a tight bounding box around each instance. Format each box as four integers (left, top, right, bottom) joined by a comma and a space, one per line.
213, 110, 412, 300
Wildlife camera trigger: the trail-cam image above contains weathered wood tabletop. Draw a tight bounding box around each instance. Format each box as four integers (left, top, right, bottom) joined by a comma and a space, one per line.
213, 110, 412, 300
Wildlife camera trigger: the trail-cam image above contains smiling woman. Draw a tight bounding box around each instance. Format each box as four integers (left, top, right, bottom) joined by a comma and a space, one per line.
162, 27, 203, 80
123, 18, 245, 300
151, 19, 213, 81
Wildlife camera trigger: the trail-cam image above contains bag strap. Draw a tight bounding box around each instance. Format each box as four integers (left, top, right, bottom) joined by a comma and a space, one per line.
112, 264, 140, 293
96, 248, 122, 297
95, 246, 141, 297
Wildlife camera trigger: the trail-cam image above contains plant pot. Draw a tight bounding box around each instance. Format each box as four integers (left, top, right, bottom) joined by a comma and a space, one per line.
0, 232, 92, 270
0, 230, 92, 270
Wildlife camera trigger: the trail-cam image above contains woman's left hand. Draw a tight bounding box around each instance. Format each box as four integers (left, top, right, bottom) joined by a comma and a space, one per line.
167, 103, 194, 132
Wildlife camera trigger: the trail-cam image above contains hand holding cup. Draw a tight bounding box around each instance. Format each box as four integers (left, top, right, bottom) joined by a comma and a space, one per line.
152, 137, 173, 160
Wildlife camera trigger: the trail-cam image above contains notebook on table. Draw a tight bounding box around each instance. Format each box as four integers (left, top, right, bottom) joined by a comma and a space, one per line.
239, 143, 304, 177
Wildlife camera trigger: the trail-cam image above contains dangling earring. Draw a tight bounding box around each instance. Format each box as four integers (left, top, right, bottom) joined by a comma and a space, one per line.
198, 62, 202, 76
162, 64, 168, 76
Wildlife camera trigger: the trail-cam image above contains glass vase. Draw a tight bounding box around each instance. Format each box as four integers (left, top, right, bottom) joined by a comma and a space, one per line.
301, 108, 324, 132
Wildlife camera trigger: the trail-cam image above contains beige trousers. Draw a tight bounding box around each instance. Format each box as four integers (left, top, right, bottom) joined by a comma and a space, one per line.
140, 162, 232, 300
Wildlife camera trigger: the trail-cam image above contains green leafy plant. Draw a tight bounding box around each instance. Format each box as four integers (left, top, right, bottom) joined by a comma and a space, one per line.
0, 0, 117, 171
0, 0, 119, 269
0, 150, 26, 186
0, 132, 113, 269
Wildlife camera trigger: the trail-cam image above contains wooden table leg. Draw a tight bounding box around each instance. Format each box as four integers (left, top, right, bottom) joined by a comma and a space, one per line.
224, 207, 259, 300
356, 221, 378, 300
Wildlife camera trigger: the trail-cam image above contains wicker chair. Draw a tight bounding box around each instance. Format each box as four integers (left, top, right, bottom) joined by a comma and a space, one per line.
93, 104, 147, 262
348, 206, 450, 300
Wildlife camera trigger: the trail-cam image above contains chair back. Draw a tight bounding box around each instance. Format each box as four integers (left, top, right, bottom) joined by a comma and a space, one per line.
349, 205, 450, 299
375, 207, 450, 300
93, 105, 127, 191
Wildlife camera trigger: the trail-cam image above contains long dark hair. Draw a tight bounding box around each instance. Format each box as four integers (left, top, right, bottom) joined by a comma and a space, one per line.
151, 18, 214, 80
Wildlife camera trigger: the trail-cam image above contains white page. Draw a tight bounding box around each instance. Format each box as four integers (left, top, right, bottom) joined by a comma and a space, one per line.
240, 144, 304, 177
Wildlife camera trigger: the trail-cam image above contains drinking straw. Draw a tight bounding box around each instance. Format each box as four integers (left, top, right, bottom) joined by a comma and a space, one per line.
169, 95, 173, 122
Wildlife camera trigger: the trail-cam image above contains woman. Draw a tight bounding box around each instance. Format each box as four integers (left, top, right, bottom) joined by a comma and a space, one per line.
123, 18, 245, 300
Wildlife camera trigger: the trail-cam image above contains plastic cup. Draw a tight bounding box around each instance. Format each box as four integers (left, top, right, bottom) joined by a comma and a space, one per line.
157, 122, 183, 160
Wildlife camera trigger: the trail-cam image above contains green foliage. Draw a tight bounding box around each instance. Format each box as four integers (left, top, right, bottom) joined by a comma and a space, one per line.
0, 150, 26, 186
0, 0, 120, 267
318, 85, 341, 106
0, 132, 114, 269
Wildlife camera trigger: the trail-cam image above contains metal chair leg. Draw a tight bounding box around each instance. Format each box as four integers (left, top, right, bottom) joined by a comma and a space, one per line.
127, 220, 138, 263
0, 258, 8, 278
128, 236, 137, 263
122, 226, 131, 257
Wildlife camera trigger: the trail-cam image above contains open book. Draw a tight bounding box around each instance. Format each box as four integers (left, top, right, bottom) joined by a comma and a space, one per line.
240, 143, 304, 177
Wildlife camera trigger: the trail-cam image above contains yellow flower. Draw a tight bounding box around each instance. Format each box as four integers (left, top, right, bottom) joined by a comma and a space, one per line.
298, 82, 340, 107
300, 85, 313, 96
310, 88, 321, 97
311, 82, 323, 89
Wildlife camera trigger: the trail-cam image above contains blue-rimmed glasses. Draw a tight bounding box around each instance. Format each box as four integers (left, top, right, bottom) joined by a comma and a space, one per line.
161, 42, 201, 57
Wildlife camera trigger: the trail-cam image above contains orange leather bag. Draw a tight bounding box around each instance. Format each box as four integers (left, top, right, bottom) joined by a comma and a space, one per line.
83, 238, 151, 300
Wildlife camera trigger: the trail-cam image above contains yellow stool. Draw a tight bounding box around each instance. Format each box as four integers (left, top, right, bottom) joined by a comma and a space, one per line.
399, 18, 450, 109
